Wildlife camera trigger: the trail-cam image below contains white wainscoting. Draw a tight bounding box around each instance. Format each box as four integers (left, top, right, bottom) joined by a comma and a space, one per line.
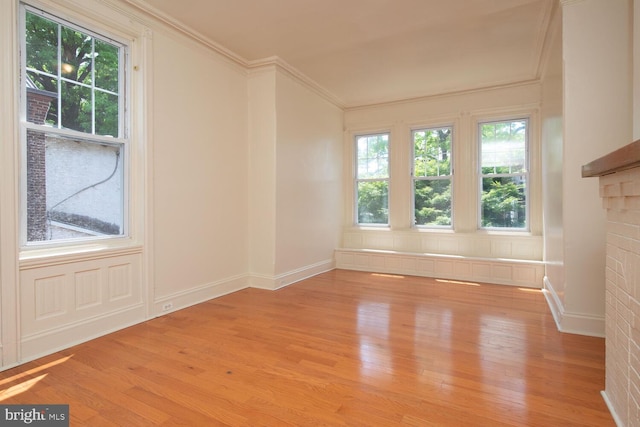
342, 229, 543, 260
335, 248, 545, 288
19, 249, 145, 362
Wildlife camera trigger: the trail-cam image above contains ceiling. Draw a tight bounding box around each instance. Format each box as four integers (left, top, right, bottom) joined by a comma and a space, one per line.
125, 0, 555, 108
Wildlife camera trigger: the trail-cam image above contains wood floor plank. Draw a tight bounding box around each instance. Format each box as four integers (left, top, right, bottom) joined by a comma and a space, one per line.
0, 269, 614, 426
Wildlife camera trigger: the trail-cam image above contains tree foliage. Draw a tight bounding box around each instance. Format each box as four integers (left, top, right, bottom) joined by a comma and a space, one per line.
413, 128, 451, 226
357, 134, 389, 224
479, 120, 527, 228
358, 181, 388, 224
481, 178, 526, 228
25, 11, 120, 137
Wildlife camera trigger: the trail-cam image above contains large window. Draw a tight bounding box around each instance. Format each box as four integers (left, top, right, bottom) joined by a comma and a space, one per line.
21, 5, 127, 244
412, 126, 452, 227
355, 133, 389, 225
479, 119, 528, 229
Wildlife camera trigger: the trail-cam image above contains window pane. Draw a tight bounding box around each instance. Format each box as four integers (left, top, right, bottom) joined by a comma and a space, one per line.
481, 120, 526, 174
24, 10, 121, 138
26, 71, 58, 126
61, 25, 93, 85
26, 130, 124, 242
95, 91, 119, 137
481, 176, 526, 228
95, 39, 119, 93
415, 179, 451, 226
357, 134, 389, 179
61, 80, 91, 133
414, 127, 451, 177
25, 12, 58, 76
358, 181, 388, 224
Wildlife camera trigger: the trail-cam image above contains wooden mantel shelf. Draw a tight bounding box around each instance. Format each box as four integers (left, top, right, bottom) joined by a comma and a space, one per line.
582, 139, 640, 177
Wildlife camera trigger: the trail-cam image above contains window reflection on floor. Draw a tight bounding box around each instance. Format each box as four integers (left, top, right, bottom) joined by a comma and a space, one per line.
357, 302, 391, 379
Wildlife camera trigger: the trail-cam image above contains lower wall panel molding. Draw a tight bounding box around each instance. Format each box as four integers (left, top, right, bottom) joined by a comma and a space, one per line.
335, 248, 544, 288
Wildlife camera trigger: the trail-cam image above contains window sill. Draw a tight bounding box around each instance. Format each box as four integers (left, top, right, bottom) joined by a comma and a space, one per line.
19, 239, 142, 270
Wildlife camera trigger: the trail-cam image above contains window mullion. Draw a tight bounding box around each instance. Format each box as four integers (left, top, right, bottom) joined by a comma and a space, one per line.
56, 21, 61, 129
91, 37, 95, 135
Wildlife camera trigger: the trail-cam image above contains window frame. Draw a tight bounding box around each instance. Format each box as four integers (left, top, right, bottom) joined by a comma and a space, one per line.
354, 131, 390, 226
477, 117, 530, 231
19, 2, 132, 249
411, 125, 454, 229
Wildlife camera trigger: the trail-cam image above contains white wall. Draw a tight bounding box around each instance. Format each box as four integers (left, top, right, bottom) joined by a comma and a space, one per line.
548, 0, 632, 337
151, 26, 250, 306
248, 69, 277, 282
248, 65, 344, 289
540, 5, 566, 323
274, 69, 343, 279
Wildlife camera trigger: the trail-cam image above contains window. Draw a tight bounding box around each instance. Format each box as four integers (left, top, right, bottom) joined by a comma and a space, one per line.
479, 119, 528, 229
355, 133, 389, 225
21, 5, 127, 244
412, 126, 452, 227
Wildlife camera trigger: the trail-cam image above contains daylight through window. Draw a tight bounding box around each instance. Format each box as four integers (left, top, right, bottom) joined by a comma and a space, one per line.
479, 119, 528, 229
22, 5, 126, 244
356, 133, 389, 225
412, 126, 452, 227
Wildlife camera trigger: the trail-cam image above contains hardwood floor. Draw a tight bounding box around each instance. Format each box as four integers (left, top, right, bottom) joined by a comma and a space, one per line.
0, 269, 613, 426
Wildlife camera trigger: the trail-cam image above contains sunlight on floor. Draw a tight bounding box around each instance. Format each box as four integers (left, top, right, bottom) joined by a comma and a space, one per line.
518, 287, 542, 293
371, 273, 406, 279
0, 355, 73, 401
436, 278, 481, 286
0, 374, 48, 401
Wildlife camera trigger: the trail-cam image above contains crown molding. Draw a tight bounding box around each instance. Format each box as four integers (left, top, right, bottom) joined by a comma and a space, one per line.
344, 79, 542, 111
119, 0, 344, 109
119, 0, 247, 69
559, 0, 586, 7
532, 0, 557, 79
247, 56, 344, 108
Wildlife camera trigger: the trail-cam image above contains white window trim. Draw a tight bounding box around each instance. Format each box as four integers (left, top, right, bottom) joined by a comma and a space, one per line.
17, 0, 149, 261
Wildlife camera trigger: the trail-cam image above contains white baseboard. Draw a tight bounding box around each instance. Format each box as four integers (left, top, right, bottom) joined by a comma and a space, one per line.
335, 248, 544, 288
250, 259, 335, 290
601, 391, 624, 427
153, 274, 250, 315
20, 303, 146, 363
543, 276, 605, 337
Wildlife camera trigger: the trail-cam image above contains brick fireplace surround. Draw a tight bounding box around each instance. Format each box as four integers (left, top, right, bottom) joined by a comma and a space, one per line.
583, 140, 640, 427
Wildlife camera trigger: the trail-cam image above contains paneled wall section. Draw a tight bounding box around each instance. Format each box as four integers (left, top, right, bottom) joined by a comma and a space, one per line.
19, 250, 144, 361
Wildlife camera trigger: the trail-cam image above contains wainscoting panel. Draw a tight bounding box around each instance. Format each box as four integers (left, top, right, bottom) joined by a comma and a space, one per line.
20, 251, 144, 361
335, 248, 545, 288
342, 229, 543, 261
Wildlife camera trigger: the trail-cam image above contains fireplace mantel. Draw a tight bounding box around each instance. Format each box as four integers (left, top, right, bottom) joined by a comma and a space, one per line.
582, 139, 640, 427
582, 139, 640, 177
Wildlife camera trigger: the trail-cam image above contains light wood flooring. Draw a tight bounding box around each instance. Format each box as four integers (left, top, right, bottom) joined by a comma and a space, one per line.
0, 269, 614, 426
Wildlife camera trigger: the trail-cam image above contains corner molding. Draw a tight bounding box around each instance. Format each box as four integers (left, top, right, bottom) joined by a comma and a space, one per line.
247, 56, 344, 108
543, 276, 605, 337
559, 0, 586, 6
120, 0, 246, 68
120, 0, 344, 109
